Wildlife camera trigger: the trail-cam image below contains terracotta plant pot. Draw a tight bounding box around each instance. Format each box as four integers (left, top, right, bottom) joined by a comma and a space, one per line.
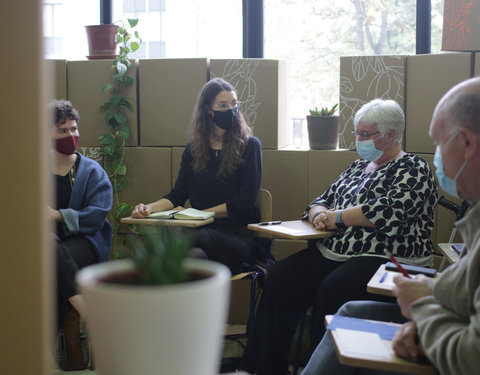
77, 258, 231, 375
85, 24, 119, 60
306, 115, 339, 150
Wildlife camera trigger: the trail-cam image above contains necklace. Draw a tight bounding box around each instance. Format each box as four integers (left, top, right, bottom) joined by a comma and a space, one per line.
68, 162, 77, 189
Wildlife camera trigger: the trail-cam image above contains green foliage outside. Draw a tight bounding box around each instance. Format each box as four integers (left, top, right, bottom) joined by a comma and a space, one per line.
99, 18, 141, 257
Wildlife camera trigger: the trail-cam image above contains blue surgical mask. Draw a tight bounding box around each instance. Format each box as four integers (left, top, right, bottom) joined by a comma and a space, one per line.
433, 144, 466, 199
356, 138, 384, 162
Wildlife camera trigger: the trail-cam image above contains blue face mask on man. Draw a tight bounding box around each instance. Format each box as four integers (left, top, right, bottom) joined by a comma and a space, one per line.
356, 136, 384, 162
433, 132, 467, 198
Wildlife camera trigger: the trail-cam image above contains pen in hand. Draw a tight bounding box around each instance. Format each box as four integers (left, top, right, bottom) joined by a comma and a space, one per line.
384, 249, 411, 279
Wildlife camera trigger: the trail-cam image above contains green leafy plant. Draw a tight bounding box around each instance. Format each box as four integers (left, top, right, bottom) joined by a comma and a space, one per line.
130, 228, 193, 285
99, 18, 142, 257
309, 103, 338, 116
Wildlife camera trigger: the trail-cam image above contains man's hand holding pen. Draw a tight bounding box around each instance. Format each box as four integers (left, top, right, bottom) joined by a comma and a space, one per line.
392, 274, 434, 319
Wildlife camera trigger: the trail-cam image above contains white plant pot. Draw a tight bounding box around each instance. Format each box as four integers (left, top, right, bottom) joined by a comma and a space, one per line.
77, 258, 231, 375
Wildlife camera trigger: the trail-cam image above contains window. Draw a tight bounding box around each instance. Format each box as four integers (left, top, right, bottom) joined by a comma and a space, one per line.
265, 0, 442, 148
112, 0, 242, 59
43, 0, 100, 60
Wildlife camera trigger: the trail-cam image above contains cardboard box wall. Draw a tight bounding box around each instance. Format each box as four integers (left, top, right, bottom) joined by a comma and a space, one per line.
45, 59, 67, 101
405, 53, 472, 154
442, 0, 480, 52
476, 52, 480, 76
211, 59, 289, 149
139, 59, 208, 146
117, 147, 172, 214
339, 56, 407, 150
68, 60, 138, 147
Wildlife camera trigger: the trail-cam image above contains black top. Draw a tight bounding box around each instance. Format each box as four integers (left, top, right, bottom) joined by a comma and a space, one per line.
164, 136, 262, 230
54, 153, 81, 237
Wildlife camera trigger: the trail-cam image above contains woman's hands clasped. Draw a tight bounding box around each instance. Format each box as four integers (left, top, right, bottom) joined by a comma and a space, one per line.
132, 203, 152, 218
309, 206, 338, 231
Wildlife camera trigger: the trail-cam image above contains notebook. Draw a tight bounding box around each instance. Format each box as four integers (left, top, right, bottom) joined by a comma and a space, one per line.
148, 208, 215, 220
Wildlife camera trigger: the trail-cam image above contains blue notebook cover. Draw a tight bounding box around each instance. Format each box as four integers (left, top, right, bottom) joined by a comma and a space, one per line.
326, 314, 400, 340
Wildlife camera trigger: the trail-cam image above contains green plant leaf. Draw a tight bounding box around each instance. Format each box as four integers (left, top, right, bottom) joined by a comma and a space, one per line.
99, 133, 115, 146
135, 31, 139, 38
113, 175, 129, 193
118, 27, 126, 35
102, 83, 113, 93
113, 111, 127, 126
131, 42, 140, 52
125, 74, 134, 88
128, 18, 139, 28
112, 159, 127, 175
115, 203, 133, 221
117, 125, 130, 139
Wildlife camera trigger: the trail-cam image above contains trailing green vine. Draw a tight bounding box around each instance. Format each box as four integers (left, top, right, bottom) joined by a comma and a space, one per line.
99, 18, 141, 257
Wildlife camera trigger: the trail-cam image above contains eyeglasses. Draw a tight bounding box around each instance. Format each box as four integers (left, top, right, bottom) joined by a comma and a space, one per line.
211, 101, 241, 112
352, 130, 380, 139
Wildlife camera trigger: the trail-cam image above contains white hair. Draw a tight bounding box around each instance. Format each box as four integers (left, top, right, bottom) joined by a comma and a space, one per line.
354, 99, 405, 143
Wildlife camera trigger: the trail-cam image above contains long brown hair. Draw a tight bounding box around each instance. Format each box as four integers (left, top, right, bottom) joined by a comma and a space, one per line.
190, 78, 252, 179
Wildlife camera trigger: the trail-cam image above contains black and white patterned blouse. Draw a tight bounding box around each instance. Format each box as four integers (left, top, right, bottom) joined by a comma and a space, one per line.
302, 154, 438, 266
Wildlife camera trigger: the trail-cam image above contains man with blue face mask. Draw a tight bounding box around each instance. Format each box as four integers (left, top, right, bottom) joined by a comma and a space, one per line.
300, 77, 480, 375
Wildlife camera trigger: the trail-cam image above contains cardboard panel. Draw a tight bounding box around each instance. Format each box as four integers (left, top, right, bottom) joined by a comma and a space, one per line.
139, 59, 208, 146
45, 59, 67, 100
262, 150, 308, 220
307, 150, 358, 203
117, 147, 172, 209
272, 239, 307, 261
171, 147, 185, 188
476, 52, 480, 76
68, 59, 138, 147
442, 0, 480, 52
211, 59, 289, 149
405, 53, 471, 154
339, 56, 407, 150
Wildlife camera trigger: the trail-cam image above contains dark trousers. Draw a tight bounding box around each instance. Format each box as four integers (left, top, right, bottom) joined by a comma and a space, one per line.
240, 245, 394, 375
194, 227, 255, 274
56, 235, 98, 328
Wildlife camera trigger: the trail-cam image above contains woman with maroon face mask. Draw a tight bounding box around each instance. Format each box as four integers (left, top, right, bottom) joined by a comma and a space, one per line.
47, 99, 113, 328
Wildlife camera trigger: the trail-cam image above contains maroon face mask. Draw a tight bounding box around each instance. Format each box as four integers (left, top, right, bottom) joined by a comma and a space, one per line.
55, 135, 79, 155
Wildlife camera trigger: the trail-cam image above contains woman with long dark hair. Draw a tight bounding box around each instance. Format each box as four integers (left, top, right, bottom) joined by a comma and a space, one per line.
132, 78, 265, 273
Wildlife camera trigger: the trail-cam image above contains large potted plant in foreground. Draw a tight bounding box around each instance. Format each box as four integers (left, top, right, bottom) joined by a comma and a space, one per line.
77, 228, 231, 375
306, 103, 339, 150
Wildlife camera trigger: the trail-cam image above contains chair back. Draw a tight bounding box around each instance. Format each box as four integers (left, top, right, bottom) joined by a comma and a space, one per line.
257, 188, 272, 223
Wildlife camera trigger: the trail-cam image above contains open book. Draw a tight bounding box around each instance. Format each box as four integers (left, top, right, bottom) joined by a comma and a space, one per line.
148, 208, 215, 220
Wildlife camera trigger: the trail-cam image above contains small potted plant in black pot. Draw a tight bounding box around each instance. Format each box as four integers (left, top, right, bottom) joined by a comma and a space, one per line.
306, 103, 339, 150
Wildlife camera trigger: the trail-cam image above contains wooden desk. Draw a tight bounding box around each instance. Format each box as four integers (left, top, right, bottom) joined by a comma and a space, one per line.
326, 315, 436, 375
366, 264, 400, 297
248, 220, 332, 240
121, 216, 214, 228
367, 264, 440, 297
437, 243, 460, 271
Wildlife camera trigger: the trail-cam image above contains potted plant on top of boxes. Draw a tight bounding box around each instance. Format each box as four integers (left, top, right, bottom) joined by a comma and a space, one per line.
306, 103, 339, 150
76, 228, 231, 375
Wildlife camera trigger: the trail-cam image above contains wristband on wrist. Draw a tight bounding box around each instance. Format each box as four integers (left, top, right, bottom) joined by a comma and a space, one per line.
310, 211, 321, 225
335, 209, 343, 224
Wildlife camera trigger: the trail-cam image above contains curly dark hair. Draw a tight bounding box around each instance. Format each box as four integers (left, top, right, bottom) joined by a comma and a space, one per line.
50, 99, 80, 126
190, 78, 252, 179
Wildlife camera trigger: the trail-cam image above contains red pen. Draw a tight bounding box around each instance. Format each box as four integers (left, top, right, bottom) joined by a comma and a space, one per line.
384, 250, 411, 279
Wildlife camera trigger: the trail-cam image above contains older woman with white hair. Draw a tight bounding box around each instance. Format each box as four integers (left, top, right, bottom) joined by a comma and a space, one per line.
240, 99, 438, 375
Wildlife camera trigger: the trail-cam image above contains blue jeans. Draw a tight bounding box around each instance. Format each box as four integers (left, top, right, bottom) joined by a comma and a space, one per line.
301, 301, 407, 375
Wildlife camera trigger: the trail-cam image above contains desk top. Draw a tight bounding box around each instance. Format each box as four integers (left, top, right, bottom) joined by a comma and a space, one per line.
326, 315, 436, 374
437, 243, 460, 265
367, 264, 440, 297
367, 264, 400, 297
248, 220, 332, 240
120, 216, 214, 228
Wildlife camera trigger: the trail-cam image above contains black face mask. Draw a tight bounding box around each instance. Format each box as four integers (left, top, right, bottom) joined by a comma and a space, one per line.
212, 107, 239, 130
